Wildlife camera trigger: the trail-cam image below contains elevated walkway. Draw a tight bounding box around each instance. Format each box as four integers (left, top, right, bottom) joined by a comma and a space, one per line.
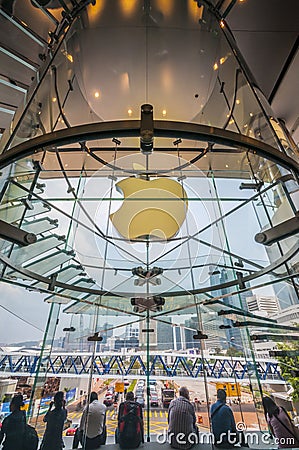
0, 352, 283, 382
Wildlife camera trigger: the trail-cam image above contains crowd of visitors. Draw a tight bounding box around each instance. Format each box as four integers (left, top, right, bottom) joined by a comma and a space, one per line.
0, 386, 298, 450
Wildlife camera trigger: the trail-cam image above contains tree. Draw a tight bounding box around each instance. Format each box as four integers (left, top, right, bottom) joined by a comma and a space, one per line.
276, 328, 299, 402
226, 346, 243, 357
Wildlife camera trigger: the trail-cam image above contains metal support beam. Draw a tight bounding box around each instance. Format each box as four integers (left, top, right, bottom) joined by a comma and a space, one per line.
0, 45, 38, 72
0, 77, 27, 94
0, 106, 15, 115
0, 8, 47, 47
0, 219, 37, 246
255, 213, 299, 246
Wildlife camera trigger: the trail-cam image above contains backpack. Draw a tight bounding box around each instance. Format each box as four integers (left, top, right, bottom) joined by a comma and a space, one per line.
118, 401, 142, 449
23, 423, 39, 450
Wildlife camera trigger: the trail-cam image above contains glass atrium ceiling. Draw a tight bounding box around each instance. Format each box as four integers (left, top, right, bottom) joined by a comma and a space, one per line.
0, 0, 298, 329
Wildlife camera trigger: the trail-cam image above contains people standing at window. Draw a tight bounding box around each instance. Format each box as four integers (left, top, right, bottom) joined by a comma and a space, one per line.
263, 396, 299, 448
168, 386, 198, 449
0, 394, 26, 450
77, 391, 107, 450
40, 391, 67, 450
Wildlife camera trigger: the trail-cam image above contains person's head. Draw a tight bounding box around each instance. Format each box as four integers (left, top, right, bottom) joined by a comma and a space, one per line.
54, 391, 64, 409
217, 389, 227, 403
262, 396, 279, 418
10, 394, 24, 412
89, 391, 98, 403
126, 391, 134, 401
179, 386, 190, 400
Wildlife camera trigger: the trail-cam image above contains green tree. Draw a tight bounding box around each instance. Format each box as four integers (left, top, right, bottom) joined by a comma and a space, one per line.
277, 337, 299, 402
226, 346, 243, 357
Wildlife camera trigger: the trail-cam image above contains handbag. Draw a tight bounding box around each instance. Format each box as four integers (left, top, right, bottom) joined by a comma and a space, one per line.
22, 412, 39, 450
98, 424, 107, 445
72, 428, 82, 449
274, 409, 299, 445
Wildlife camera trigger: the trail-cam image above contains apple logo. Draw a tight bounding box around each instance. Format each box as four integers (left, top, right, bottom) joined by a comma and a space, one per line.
110, 177, 188, 240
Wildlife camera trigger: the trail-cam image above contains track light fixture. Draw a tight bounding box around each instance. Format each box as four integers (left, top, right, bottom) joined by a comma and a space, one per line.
193, 329, 208, 340
132, 266, 163, 286
63, 326, 75, 332
131, 296, 165, 313
87, 332, 103, 342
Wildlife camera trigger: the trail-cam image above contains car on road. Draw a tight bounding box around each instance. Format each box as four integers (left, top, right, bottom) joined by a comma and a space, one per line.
150, 393, 159, 407
136, 396, 145, 407
65, 422, 79, 436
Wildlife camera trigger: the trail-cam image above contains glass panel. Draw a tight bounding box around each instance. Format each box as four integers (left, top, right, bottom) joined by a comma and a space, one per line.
23, 251, 75, 274
9, 234, 65, 265
21, 217, 59, 235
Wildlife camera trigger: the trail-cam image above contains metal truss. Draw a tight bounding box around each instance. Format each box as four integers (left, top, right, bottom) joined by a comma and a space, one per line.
0, 352, 283, 382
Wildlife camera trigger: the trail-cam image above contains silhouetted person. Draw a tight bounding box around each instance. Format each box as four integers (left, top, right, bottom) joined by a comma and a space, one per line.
168, 386, 198, 449
40, 391, 67, 450
263, 396, 299, 448
0, 394, 25, 450
211, 389, 247, 448
78, 391, 106, 449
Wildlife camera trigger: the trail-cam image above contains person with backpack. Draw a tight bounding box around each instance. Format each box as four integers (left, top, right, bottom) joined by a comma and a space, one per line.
116, 391, 144, 449
40, 391, 67, 450
262, 396, 299, 448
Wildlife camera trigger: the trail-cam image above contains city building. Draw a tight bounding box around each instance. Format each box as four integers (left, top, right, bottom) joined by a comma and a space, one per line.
246, 295, 280, 316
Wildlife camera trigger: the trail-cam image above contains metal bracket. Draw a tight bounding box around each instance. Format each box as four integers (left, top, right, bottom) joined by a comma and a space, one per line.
140, 104, 154, 154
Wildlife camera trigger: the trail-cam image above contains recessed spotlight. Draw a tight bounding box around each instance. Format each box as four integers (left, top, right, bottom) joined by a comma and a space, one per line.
162, 109, 167, 116
249, 112, 253, 117
128, 108, 133, 116
213, 63, 218, 71
94, 91, 100, 98
236, 99, 240, 105
52, 97, 57, 103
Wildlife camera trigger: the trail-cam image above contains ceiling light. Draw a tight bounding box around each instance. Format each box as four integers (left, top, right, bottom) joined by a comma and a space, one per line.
162, 109, 167, 116
94, 91, 100, 98
249, 112, 253, 117
128, 108, 132, 116
52, 97, 57, 103
236, 99, 240, 105
220, 20, 225, 28
213, 63, 218, 71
